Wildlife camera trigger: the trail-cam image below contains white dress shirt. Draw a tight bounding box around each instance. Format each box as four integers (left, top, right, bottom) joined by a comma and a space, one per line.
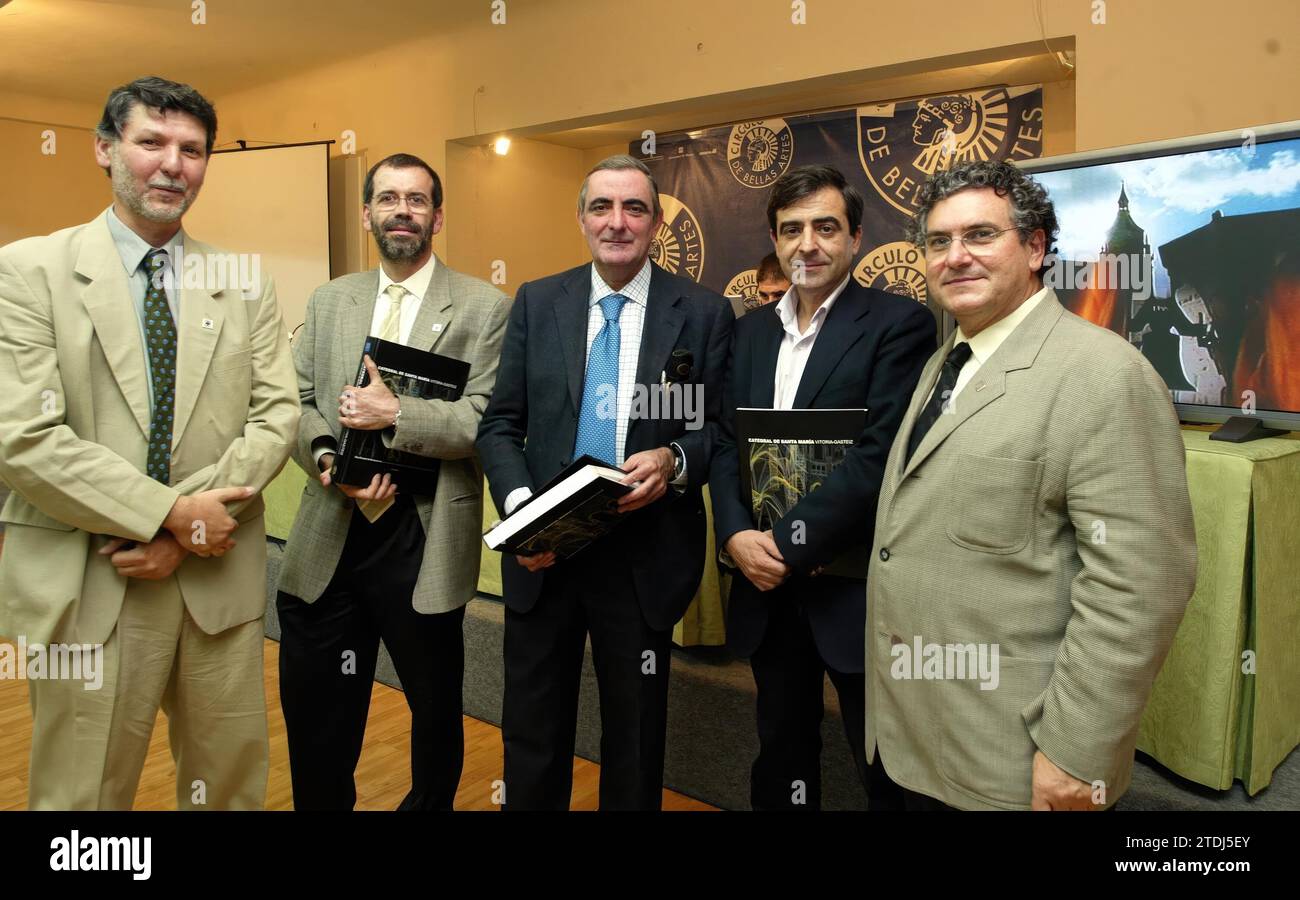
772, 273, 852, 409
926, 285, 1050, 406
503, 258, 686, 517
374, 253, 437, 345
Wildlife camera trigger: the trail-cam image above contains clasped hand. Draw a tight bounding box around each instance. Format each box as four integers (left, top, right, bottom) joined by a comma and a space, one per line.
725, 529, 790, 591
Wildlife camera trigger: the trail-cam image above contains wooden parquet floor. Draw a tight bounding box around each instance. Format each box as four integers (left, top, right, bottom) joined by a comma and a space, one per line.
0, 635, 714, 812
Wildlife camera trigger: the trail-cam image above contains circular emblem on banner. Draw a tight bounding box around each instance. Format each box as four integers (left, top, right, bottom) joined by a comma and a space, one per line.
854, 241, 929, 304
857, 88, 1043, 216
724, 268, 761, 310
651, 193, 705, 282
727, 119, 795, 188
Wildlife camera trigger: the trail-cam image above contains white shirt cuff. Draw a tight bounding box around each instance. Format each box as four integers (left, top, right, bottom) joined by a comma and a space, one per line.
503, 487, 533, 516
311, 437, 338, 469
670, 442, 688, 488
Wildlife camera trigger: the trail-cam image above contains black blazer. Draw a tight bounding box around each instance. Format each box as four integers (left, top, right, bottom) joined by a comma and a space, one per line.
476, 262, 734, 630
710, 280, 935, 672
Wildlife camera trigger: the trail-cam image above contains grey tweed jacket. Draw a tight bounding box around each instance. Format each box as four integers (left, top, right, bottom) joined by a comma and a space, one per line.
866, 290, 1197, 810
277, 256, 510, 613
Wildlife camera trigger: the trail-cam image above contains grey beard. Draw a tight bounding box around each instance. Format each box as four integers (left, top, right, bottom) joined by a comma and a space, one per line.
377, 229, 431, 261
110, 160, 189, 224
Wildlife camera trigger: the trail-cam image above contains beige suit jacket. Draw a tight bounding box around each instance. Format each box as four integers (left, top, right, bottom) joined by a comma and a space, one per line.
276, 258, 510, 614
866, 290, 1197, 810
0, 211, 300, 646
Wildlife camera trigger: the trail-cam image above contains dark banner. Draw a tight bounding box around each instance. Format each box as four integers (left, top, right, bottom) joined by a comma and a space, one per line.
632, 86, 1044, 313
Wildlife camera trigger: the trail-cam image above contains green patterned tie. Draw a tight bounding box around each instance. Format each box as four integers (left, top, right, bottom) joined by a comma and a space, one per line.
143, 249, 177, 484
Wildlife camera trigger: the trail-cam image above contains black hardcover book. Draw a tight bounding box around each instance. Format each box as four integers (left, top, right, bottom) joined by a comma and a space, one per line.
483, 455, 633, 559
331, 336, 471, 496
736, 407, 869, 579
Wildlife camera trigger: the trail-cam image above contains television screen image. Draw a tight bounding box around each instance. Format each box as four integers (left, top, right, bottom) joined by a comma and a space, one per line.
1020, 124, 1300, 431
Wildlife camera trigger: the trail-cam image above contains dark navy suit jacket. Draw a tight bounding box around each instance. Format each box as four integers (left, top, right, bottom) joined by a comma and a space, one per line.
476, 262, 734, 631
710, 279, 936, 672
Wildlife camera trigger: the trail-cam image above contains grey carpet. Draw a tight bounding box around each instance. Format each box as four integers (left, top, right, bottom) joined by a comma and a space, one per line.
261, 539, 1299, 811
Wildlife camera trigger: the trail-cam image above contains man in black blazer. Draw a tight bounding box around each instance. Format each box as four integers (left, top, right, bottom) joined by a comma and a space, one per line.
710, 165, 935, 810
476, 155, 733, 809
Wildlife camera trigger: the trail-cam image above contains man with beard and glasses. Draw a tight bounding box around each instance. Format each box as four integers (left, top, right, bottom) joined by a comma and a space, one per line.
276, 153, 510, 809
0, 75, 299, 809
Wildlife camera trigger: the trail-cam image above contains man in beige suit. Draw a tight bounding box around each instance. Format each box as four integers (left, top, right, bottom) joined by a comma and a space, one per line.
0, 76, 299, 809
865, 160, 1197, 811
277, 153, 510, 809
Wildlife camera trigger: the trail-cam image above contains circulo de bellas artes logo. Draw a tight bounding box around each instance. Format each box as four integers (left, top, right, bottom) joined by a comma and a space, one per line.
854, 241, 929, 305
857, 88, 1044, 216
727, 118, 795, 189
724, 268, 760, 310
651, 193, 705, 282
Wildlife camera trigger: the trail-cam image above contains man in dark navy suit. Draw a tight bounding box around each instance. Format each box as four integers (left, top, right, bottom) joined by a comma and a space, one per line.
476, 155, 733, 810
710, 165, 935, 810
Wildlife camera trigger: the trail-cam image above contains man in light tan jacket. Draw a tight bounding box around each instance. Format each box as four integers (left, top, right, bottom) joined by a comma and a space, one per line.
0, 76, 298, 809
866, 160, 1197, 810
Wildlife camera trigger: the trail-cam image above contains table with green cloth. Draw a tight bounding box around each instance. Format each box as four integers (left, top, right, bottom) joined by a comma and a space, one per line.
1136, 431, 1300, 795
260, 428, 1300, 793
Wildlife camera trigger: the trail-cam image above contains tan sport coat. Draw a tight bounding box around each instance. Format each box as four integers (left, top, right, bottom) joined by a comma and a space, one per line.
276, 258, 510, 613
866, 290, 1197, 809
0, 210, 299, 646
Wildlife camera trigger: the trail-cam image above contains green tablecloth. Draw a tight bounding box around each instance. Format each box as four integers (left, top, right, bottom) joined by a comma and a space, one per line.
263, 429, 1300, 792
1136, 431, 1300, 794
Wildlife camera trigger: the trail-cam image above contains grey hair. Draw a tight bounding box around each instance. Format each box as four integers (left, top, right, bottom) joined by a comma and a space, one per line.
906, 160, 1058, 274
577, 154, 662, 219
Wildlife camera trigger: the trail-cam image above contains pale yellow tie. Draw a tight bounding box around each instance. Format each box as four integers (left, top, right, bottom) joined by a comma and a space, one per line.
360, 284, 407, 522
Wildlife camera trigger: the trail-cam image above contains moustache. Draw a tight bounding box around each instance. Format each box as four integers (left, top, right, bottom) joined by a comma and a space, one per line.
384, 217, 422, 233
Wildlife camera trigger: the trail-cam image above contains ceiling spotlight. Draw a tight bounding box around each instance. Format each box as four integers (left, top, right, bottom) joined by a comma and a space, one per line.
493, 136, 511, 156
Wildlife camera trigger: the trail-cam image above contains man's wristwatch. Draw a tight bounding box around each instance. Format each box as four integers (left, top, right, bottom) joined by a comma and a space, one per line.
670, 443, 686, 480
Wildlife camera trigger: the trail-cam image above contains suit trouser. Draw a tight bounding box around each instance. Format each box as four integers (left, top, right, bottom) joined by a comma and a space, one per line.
502, 556, 672, 810
748, 588, 869, 811
28, 575, 268, 810
865, 756, 956, 811
277, 498, 465, 811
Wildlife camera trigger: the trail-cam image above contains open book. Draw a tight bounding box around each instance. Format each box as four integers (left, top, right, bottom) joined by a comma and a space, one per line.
483, 455, 633, 559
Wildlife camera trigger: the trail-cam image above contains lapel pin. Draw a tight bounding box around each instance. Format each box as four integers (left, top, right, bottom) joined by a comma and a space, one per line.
432, 323, 444, 333
201, 317, 215, 330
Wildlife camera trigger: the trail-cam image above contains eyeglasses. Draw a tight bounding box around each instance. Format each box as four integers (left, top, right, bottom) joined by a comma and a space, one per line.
920, 226, 1018, 257
372, 192, 432, 212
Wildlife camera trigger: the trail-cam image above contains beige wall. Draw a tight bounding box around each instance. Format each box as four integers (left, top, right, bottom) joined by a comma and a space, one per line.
3, 0, 1297, 281
458, 0, 1296, 151
445, 138, 590, 293
0, 117, 109, 247
207, 0, 1297, 285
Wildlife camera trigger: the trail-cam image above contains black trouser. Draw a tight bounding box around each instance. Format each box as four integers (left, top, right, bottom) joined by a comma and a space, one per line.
865, 756, 956, 811
748, 589, 869, 811
501, 556, 672, 810
277, 497, 465, 811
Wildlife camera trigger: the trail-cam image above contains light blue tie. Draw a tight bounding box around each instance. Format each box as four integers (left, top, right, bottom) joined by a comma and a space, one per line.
573, 293, 628, 465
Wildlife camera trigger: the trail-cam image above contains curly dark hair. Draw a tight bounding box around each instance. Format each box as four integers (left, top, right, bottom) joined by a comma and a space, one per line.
905, 160, 1058, 274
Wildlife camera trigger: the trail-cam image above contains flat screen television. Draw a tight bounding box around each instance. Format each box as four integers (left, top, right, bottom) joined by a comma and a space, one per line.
1017, 121, 1300, 436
